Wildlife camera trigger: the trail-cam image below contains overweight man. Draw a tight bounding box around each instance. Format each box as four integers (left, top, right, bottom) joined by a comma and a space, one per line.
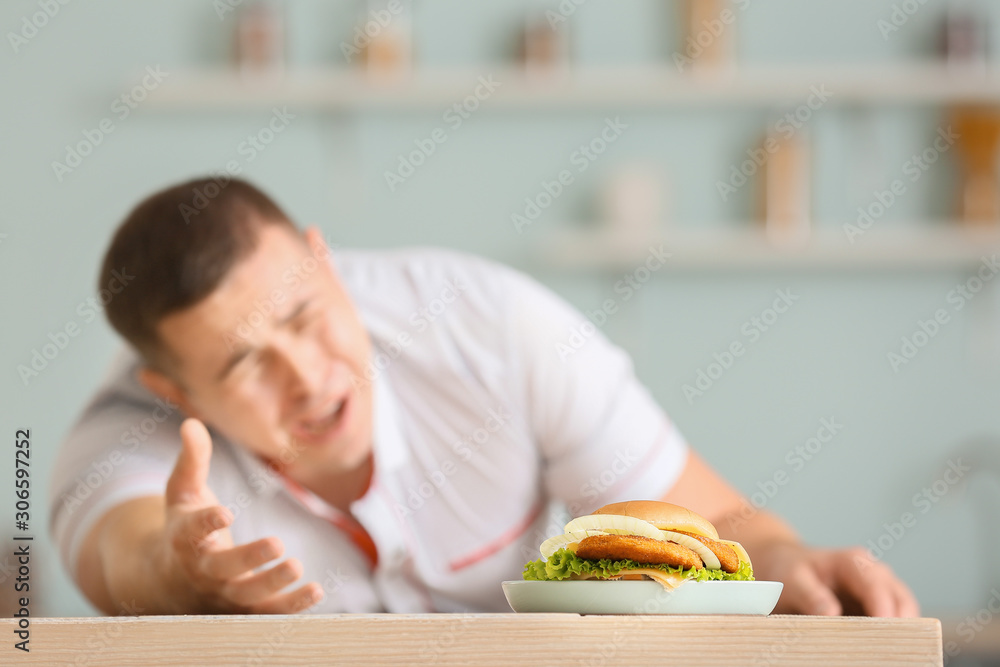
49, 178, 919, 616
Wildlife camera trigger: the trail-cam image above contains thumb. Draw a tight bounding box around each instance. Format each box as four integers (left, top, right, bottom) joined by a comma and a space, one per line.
783, 564, 842, 616
166, 418, 214, 506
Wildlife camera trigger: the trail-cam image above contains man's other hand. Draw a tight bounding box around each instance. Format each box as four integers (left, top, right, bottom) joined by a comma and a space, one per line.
761, 542, 920, 617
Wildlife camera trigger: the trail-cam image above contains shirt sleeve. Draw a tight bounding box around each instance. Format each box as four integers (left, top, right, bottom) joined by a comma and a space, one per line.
500, 267, 690, 517
47, 348, 184, 580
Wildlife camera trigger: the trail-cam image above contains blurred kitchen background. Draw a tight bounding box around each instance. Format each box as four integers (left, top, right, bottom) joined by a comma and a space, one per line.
3, 0, 1000, 659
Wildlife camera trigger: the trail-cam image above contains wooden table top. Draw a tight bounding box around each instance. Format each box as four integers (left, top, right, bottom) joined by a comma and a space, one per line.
1, 613, 942, 666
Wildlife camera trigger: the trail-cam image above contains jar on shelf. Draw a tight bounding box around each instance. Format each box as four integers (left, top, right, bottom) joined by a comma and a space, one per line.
233, 2, 285, 77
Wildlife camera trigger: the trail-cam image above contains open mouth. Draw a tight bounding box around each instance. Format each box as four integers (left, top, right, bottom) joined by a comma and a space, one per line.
294, 395, 350, 442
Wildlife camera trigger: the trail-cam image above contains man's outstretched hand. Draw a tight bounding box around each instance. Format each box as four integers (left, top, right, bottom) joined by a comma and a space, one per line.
760, 542, 920, 617
160, 418, 323, 614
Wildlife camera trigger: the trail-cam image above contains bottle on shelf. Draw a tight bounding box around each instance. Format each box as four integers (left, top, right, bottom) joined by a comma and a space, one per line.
680, 0, 735, 72
952, 106, 1000, 225
759, 127, 811, 247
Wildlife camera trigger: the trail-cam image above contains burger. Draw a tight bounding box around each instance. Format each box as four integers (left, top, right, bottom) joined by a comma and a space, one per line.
523, 500, 754, 590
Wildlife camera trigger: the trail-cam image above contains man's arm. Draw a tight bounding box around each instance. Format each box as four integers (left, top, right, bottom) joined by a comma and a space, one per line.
489, 263, 917, 617
661, 449, 920, 617
74, 418, 323, 615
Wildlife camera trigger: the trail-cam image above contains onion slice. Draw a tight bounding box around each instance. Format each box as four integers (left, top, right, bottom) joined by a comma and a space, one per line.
659, 530, 722, 570
718, 539, 753, 570
539, 530, 606, 559
564, 514, 665, 541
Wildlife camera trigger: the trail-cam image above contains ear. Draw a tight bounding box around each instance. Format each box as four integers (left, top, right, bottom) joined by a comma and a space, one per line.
303, 226, 335, 271
137, 366, 202, 421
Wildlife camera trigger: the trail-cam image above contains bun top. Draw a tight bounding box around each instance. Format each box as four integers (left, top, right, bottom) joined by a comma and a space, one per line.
593, 500, 719, 539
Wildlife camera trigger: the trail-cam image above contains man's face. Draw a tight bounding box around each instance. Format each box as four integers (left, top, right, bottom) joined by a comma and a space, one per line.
155, 224, 373, 480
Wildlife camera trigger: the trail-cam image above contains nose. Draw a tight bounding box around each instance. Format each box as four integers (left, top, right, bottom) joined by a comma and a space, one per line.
272, 331, 326, 400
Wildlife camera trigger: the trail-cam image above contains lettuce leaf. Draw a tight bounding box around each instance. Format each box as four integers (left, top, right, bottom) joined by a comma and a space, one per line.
523, 548, 754, 582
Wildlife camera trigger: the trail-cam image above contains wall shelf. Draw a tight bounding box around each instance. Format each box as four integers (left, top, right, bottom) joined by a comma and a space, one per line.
143, 63, 1000, 112
534, 225, 1000, 271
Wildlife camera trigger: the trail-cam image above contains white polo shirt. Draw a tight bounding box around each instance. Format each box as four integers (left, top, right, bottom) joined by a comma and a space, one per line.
49, 248, 689, 613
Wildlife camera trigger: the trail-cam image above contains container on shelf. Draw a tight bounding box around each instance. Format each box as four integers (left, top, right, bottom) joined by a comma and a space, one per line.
941, 5, 989, 70
680, 0, 735, 71
518, 9, 570, 77
233, 2, 285, 77
360, 1, 413, 80
952, 106, 1000, 225
759, 127, 811, 247
600, 164, 665, 240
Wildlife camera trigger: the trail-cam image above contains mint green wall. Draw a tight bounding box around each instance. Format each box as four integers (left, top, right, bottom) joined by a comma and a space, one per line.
2, 0, 998, 617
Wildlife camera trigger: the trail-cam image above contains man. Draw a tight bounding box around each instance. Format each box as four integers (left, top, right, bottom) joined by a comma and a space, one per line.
50, 178, 919, 617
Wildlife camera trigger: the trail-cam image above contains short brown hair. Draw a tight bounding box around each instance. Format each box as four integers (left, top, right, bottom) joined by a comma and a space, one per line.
100, 177, 296, 370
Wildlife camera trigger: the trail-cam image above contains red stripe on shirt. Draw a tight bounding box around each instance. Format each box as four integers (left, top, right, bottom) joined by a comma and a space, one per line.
278, 472, 379, 570
448, 501, 543, 572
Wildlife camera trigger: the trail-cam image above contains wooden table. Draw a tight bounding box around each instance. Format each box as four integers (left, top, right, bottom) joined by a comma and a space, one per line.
1, 614, 942, 666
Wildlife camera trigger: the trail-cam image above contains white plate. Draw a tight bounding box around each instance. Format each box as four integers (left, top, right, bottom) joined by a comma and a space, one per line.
502, 580, 783, 615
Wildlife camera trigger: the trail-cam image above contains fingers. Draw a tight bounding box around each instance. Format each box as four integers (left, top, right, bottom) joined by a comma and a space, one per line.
172, 505, 233, 554
891, 578, 922, 618
198, 537, 284, 581
166, 418, 215, 506
222, 557, 304, 607
252, 581, 325, 615
203, 544, 324, 614
784, 561, 842, 616
836, 549, 904, 618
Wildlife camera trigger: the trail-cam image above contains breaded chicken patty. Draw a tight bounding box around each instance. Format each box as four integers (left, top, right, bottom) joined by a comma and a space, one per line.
674, 531, 740, 573
575, 534, 704, 570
